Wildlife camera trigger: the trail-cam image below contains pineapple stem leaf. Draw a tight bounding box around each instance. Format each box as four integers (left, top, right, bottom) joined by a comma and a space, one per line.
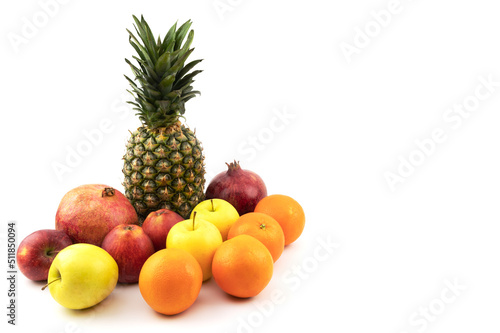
125, 16, 202, 129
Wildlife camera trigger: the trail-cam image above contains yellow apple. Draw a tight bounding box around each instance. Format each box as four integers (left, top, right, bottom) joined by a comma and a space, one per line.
190, 199, 239, 241
166, 214, 223, 281
45, 243, 118, 310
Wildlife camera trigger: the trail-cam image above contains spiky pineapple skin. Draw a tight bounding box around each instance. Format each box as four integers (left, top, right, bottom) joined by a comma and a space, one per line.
122, 122, 205, 220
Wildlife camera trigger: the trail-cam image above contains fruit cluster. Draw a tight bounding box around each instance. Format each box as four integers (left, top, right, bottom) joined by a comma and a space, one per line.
17, 162, 305, 315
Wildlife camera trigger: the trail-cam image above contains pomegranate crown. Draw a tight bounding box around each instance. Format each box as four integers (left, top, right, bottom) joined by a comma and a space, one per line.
225, 160, 241, 173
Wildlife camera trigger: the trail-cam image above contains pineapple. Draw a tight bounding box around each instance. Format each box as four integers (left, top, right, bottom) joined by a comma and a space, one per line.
122, 16, 205, 220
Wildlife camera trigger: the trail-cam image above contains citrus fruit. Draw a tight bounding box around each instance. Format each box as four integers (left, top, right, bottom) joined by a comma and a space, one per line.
254, 194, 305, 245
138, 248, 202, 315
227, 212, 285, 262
212, 234, 273, 298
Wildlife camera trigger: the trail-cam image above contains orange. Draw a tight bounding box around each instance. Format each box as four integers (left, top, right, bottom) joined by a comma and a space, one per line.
254, 194, 305, 246
227, 212, 285, 262
138, 248, 202, 315
212, 234, 273, 298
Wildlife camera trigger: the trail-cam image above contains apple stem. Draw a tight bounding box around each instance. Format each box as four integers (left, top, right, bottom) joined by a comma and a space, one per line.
192, 211, 197, 231
211, 199, 214, 212
41, 277, 61, 291
46, 249, 60, 256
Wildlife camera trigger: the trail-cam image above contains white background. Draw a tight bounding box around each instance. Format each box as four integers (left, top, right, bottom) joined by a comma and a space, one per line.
1, 0, 500, 332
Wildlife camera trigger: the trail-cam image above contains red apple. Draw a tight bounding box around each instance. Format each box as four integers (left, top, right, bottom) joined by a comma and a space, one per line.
101, 224, 154, 283
142, 209, 184, 252
55, 184, 138, 246
17, 229, 73, 281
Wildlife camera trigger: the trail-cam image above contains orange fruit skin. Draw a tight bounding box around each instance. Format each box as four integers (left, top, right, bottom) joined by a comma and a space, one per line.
227, 212, 285, 262
212, 234, 273, 298
138, 248, 202, 315
254, 194, 305, 246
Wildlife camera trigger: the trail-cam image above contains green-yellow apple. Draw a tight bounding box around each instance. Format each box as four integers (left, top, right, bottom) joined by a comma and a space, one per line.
45, 243, 118, 310
190, 199, 239, 241
166, 213, 223, 281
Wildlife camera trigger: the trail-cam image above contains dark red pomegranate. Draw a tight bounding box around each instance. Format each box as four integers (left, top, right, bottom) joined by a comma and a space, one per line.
206, 161, 267, 215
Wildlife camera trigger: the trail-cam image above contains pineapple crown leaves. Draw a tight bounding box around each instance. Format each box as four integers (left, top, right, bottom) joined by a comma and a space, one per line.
125, 15, 202, 129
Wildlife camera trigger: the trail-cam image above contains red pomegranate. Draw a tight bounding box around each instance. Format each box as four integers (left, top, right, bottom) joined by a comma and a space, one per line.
206, 161, 267, 215
55, 184, 138, 246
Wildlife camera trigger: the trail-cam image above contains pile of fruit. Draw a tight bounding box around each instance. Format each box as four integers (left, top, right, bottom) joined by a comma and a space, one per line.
18, 178, 305, 314
16, 16, 306, 316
